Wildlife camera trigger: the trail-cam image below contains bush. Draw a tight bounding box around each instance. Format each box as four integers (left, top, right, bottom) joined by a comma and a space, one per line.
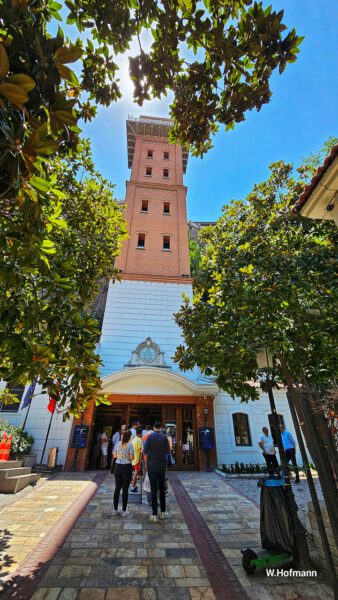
219, 462, 268, 475
0, 417, 34, 458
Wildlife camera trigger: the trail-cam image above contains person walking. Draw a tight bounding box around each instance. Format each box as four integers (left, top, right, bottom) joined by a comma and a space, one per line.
279, 424, 300, 483
100, 429, 109, 469
112, 429, 134, 516
111, 424, 126, 474
131, 427, 143, 493
143, 421, 170, 523
258, 426, 279, 476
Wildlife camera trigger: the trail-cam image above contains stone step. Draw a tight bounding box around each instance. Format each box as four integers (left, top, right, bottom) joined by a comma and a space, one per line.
0, 460, 22, 469
0, 473, 39, 494
0, 467, 32, 478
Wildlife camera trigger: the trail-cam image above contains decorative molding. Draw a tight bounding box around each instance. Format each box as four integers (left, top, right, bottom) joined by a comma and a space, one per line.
125, 337, 170, 368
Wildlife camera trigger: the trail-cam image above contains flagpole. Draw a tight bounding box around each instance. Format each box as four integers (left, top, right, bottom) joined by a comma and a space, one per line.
38, 405, 55, 474
16, 379, 37, 461
16, 401, 32, 460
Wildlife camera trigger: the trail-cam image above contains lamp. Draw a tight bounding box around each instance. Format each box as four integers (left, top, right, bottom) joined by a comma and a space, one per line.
256, 346, 273, 370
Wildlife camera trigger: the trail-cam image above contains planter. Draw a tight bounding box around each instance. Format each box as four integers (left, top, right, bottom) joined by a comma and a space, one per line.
22, 453, 37, 468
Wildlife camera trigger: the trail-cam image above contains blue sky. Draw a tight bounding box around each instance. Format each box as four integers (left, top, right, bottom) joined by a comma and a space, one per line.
78, 0, 338, 221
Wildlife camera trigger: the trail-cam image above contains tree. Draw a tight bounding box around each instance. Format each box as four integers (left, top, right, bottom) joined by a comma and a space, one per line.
0, 0, 302, 411
0, 141, 126, 415
174, 142, 338, 545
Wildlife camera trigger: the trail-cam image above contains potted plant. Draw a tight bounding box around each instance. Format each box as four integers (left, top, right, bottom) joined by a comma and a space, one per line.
0, 417, 35, 465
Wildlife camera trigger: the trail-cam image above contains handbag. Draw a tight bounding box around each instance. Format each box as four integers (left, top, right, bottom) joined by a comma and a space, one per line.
168, 452, 175, 467
143, 472, 151, 493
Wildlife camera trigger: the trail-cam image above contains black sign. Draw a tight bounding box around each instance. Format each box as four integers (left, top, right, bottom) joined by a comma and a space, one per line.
199, 427, 214, 450
71, 425, 89, 449
268, 414, 284, 445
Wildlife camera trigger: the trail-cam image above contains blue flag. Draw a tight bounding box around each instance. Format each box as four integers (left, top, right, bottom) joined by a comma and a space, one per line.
22, 379, 37, 409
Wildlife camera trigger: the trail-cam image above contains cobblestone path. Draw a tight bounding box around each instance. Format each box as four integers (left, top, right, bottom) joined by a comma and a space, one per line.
0, 471, 333, 600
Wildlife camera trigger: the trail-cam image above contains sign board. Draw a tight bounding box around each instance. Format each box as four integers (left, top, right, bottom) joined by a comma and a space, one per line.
71, 425, 89, 449
199, 427, 214, 450
268, 414, 284, 445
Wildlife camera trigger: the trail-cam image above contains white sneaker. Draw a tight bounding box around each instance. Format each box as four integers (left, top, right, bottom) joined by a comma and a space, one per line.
160, 511, 169, 520
113, 510, 121, 516
121, 510, 129, 517
150, 515, 159, 524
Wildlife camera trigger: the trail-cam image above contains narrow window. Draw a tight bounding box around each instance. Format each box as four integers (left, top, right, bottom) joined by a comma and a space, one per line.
0, 383, 25, 413
147, 149, 153, 158
163, 235, 170, 250
163, 202, 170, 214
141, 200, 149, 212
232, 413, 252, 446
163, 168, 169, 178
164, 151, 169, 160
137, 233, 145, 248
145, 167, 152, 176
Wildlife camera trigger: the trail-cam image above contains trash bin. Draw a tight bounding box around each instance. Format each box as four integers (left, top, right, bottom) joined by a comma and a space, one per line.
260, 482, 294, 554
47, 447, 58, 468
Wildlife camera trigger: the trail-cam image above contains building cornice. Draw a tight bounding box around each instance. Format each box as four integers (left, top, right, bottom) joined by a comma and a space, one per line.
126, 180, 187, 193
120, 273, 193, 284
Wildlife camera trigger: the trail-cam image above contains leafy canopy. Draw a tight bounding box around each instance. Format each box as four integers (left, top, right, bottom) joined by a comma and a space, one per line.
0, 141, 126, 415
175, 143, 338, 401
0, 0, 302, 413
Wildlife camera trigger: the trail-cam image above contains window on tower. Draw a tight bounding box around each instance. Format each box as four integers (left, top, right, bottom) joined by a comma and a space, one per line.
147, 149, 153, 158
146, 167, 152, 176
163, 168, 169, 178
163, 151, 169, 159
163, 202, 170, 214
141, 200, 149, 212
232, 413, 252, 446
163, 235, 170, 251
137, 233, 146, 248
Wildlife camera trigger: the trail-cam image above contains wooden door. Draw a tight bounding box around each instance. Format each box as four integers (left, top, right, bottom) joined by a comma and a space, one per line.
163, 405, 197, 470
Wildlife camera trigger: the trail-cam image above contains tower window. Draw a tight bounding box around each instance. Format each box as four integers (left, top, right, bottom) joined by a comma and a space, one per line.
163, 168, 169, 178
163, 151, 169, 160
141, 200, 149, 212
232, 413, 252, 446
147, 149, 153, 158
163, 236, 170, 251
0, 383, 25, 413
137, 233, 145, 248
145, 167, 152, 176
163, 202, 170, 214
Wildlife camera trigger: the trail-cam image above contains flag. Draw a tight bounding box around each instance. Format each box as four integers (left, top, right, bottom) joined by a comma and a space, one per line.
47, 381, 61, 413
22, 379, 37, 409
47, 397, 57, 413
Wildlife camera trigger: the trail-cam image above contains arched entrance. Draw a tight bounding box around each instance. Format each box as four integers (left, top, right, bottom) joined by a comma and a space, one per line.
65, 368, 218, 471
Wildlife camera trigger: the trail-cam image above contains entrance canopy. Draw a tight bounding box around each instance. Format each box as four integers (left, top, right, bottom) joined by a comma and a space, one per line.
101, 367, 218, 397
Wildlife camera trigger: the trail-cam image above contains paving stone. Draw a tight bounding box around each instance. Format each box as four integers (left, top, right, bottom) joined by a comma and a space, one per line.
163, 565, 186, 578
59, 566, 92, 578
78, 589, 106, 600
106, 587, 140, 600
58, 589, 78, 600
160, 588, 191, 600
141, 589, 156, 600
31, 589, 62, 600
189, 587, 216, 600
114, 566, 147, 578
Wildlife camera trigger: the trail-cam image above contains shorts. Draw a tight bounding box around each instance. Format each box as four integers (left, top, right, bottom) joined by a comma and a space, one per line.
101, 447, 108, 456
133, 463, 140, 473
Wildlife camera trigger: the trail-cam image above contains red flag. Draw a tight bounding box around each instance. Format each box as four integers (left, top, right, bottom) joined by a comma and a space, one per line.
47, 381, 61, 413
47, 397, 57, 413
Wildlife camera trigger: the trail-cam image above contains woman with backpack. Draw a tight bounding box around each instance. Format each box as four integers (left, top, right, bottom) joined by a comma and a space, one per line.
112, 428, 134, 517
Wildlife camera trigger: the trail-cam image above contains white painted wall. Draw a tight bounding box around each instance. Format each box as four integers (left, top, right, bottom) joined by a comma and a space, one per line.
214, 389, 300, 466
0, 383, 73, 466
99, 279, 198, 380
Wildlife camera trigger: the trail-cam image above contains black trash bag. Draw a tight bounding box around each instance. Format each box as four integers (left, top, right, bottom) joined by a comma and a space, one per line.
260, 485, 294, 554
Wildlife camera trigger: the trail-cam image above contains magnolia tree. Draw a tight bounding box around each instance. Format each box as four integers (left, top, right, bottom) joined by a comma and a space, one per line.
0, 0, 302, 413
175, 143, 338, 543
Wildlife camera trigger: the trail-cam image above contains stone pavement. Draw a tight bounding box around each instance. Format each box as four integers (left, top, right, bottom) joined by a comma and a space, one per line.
0, 472, 100, 587
222, 471, 324, 530
0, 471, 334, 600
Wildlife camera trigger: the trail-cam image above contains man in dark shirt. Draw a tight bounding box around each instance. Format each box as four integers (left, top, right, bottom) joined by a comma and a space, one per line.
143, 421, 170, 523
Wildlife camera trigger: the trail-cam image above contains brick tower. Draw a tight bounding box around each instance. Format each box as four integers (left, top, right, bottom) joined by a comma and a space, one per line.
115, 115, 191, 280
